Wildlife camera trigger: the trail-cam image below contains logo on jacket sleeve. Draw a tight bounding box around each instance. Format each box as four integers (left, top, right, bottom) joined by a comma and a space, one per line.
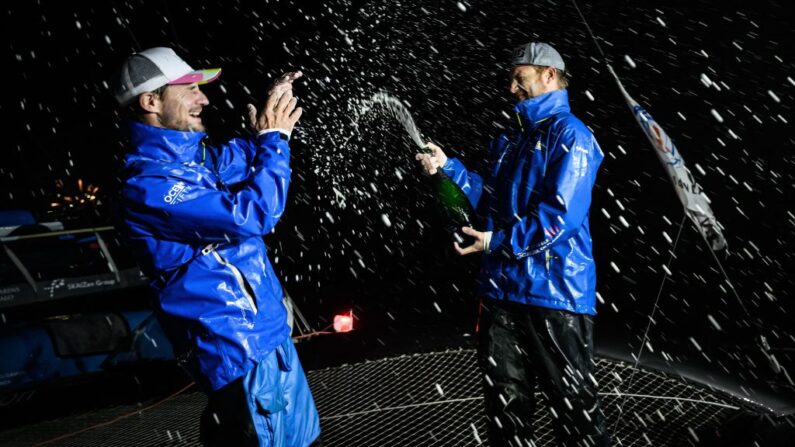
164, 181, 188, 205
544, 224, 561, 239
574, 144, 589, 154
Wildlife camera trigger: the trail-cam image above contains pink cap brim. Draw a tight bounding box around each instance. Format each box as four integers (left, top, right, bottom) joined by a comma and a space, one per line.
168, 68, 222, 85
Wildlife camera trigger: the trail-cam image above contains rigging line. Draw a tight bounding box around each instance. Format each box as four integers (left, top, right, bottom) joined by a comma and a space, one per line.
566, 0, 754, 429
109, 0, 141, 52
611, 212, 688, 433
693, 217, 752, 319
569, 0, 780, 427
31, 381, 195, 447
566, 0, 695, 432
321, 397, 484, 421
161, 0, 181, 49
599, 392, 740, 410
636, 213, 687, 366
568, 0, 752, 321
568, 0, 608, 61
323, 391, 739, 422
690, 212, 781, 373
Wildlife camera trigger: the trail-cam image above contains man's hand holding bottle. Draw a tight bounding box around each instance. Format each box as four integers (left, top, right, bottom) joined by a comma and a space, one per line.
414, 141, 489, 255
415, 142, 448, 175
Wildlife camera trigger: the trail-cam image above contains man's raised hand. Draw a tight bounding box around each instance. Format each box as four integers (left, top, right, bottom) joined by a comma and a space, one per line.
248, 75, 303, 134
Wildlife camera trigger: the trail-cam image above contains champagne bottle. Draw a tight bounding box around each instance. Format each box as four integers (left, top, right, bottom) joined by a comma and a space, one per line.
367, 93, 478, 247
421, 147, 477, 247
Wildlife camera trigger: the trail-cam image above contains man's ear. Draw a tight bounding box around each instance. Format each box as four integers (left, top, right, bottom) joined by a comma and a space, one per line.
544, 67, 558, 85
138, 92, 161, 114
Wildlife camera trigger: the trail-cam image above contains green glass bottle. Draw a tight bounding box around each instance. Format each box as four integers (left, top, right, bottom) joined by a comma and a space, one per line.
422, 147, 477, 247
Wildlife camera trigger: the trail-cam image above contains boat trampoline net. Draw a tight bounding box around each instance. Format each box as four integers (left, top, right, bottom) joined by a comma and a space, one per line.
0, 349, 739, 446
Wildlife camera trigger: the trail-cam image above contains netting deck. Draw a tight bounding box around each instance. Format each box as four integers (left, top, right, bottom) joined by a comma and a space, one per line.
0, 349, 740, 446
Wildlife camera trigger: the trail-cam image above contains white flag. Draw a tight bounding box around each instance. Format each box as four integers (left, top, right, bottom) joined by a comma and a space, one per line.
608, 66, 727, 251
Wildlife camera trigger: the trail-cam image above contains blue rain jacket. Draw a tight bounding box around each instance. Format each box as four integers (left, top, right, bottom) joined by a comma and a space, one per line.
443, 89, 603, 315
119, 121, 293, 391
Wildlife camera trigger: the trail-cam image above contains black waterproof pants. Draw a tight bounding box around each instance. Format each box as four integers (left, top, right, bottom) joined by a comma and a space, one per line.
477, 299, 610, 447
200, 378, 259, 447
199, 378, 324, 447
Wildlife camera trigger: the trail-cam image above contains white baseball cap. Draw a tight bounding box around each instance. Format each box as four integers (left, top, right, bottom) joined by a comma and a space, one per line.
113, 47, 221, 106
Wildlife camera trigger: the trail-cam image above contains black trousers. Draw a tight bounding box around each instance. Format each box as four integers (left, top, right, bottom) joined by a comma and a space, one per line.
200, 378, 259, 447
199, 378, 323, 447
477, 299, 610, 447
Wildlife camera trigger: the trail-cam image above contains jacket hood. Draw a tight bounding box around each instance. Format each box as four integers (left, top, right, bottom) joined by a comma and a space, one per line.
514, 89, 571, 129
126, 121, 207, 164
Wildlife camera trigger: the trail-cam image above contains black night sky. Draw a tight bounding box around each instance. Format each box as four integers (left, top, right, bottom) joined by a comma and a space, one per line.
2, 0, 794, 396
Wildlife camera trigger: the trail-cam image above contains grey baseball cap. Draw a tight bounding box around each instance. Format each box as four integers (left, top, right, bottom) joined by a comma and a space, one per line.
512, 42, 566, 71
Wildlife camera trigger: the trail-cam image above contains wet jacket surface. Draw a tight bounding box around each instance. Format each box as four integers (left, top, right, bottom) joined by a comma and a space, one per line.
442, 89, 603, 315
119, 121, 292, 391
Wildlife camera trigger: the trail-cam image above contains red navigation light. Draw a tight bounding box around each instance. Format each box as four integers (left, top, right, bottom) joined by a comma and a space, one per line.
333, 311, 354, 333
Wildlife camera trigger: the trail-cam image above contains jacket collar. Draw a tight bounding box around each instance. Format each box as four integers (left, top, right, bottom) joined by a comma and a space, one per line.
126, 121, 207, 164
514, 89, 570, 131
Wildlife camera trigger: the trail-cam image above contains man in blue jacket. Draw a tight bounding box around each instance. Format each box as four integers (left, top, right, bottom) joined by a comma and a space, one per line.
112, 47, 320, 446
417, 42, 610, 446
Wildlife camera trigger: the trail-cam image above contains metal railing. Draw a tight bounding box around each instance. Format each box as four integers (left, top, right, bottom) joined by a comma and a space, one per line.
0, 227, 147, 308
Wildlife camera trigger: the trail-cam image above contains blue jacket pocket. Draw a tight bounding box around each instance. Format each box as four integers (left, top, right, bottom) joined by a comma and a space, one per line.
254, 388, 287, 415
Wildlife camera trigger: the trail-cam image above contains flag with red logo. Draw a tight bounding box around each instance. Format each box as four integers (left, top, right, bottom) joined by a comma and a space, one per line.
608, 66, 727, 251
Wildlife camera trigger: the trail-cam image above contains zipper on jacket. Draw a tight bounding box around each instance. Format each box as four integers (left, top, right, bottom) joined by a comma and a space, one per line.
210, 250, 258, 314
201, 139, 230, 193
